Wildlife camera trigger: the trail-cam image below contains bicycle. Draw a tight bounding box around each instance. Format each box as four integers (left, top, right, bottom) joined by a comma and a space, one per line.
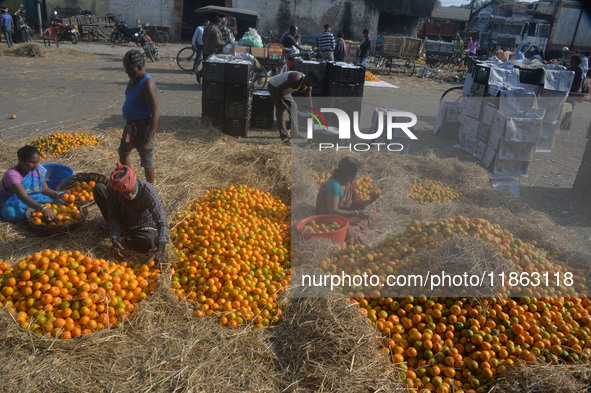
366, 46, 393, 76
176, 46, 196, 72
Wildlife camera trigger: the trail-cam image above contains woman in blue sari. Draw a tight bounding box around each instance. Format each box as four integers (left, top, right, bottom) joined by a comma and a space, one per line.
0, 146, 61, 223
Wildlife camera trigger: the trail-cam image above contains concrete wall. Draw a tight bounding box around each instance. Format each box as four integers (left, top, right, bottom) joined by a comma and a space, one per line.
232, 0, 379, 41
44, 0, 183, 38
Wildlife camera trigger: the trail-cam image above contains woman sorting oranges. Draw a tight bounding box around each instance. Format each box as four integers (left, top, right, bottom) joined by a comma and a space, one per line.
315, 157, 380, 244
0, 146, 62, 223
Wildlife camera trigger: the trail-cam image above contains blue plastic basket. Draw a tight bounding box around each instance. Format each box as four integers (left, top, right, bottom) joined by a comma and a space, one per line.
42, 163, 74, 191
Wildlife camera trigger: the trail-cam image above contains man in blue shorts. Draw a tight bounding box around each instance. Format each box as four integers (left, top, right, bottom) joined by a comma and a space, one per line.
119, 50, 159, 184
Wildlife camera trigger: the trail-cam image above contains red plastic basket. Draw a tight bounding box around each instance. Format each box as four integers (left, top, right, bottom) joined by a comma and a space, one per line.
296, 214, 349, 243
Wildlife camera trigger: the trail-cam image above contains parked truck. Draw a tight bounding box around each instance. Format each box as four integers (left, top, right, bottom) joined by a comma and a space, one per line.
466, 0, 590, 59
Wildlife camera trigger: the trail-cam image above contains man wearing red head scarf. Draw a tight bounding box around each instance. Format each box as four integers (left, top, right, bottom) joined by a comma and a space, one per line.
94, 162, 169, 267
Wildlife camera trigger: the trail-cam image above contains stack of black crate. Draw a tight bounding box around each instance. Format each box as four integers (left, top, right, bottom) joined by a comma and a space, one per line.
292, 60, 327, 97
201, 61, 226, 128
224, 61, 254, 137
251, 90, 275, 129
325, 62, 365, 126
201, 58, 254, 137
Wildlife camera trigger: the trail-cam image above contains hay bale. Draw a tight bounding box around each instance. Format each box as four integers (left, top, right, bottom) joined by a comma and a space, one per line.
1, 43, 47, 57
490, 362, 591, 393
273, 291, 404, 392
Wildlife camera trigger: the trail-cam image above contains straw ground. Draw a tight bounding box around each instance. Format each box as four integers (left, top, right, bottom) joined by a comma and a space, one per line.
1, 128, 590, 392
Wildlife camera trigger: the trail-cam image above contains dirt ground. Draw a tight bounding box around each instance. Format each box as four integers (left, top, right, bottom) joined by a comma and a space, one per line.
1, 40, 590, 260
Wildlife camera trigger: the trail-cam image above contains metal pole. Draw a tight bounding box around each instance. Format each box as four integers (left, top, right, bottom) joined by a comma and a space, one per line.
468, 0, 475, 25
37, 1, 42, 37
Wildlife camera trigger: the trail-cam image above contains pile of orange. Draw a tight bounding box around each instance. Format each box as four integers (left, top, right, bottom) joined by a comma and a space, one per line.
365, 71, 380, 82
30, 203, 84, 225
31, 132, 100, 158
313, 172, 381, 200
410, 178, 466, 204
62, 181, 96, 203
317, 216, 591, 392
302, 220, 344, 234
170, 185, 291, 328
0, 250, 160, 339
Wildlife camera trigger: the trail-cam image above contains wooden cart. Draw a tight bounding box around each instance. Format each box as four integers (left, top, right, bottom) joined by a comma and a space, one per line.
378, 36, 422, 77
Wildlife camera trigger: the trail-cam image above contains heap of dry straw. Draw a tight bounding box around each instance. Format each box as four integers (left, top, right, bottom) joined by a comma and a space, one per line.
0, 128, 589, 392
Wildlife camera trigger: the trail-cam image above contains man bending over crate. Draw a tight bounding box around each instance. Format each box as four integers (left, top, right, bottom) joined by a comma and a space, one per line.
95, 162, 169, 268
267, 70, 321, 145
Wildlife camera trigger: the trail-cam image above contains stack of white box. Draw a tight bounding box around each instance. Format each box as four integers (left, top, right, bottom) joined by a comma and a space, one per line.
535, 66, 573, 152
435, 61, 575, 177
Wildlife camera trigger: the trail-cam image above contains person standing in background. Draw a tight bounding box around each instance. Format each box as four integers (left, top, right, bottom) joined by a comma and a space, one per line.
318, 24, 335, 61
468, 37, 480, 56
334, 32, 348, 62
197, 16, 225, 83
191, 19, 210, 81
220, 17, 235, 44
0, 7, 14, 48
119, 50, 160, 184
359, 29, 371, 66
581, 52, 589, 83
515, 40, 531, 61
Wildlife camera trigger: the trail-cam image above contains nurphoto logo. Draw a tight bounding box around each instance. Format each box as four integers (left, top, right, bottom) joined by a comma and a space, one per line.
303, 105, 418, 152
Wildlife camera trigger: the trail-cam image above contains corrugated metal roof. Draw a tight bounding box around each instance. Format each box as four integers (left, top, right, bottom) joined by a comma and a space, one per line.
431, 6, 471, 21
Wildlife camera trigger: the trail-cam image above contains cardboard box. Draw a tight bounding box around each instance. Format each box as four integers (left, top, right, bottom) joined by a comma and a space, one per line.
498, 88, 537, 116
231, 45, 250, 55
544, 70, 574, 92
494, 158, 531, 177
482, 146, 496, 168
434, 101, 463, 136
473, 140, 487, 161
478, 122, 490, 142
481, 105, 496, 126
488, 129, 503, 150
250, 47, 267, 58
489, 67, 520, 88
267, 43, 283, 59
542, 122, 559, 139
492, 112, 543, 143
460, 115, 480, 138
542, 105, 562, 125
498, 140, 536, 161
536, 137, 555, 153
540, 88, 569, 107
457, 132, 478, 154
465, 98, 483, 119
469, 83, 486, 99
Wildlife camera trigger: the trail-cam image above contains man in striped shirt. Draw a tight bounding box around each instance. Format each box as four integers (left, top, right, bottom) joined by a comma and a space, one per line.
318, 24, 335, 61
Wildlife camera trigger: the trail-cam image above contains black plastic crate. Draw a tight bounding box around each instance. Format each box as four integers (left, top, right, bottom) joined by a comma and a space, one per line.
225, 82, 254, 102
223, 117, 250, 138
472, 64, 491, 86
516, 67, 545, 85
326, 81, 363, 97
225, 99, 253, 119
253, 91, 275, 115
225, 62, 254, 83
251, 111, 274, 129
327, 63, 365, 84
202, 98, 225, 127
202, 81, 225, 101
202, 62, 225, 82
